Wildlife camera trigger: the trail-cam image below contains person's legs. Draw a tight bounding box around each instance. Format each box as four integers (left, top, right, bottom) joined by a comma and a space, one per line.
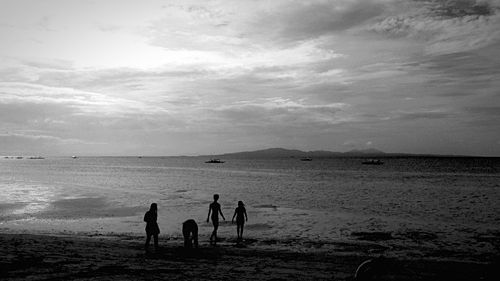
236, 224, 241, 239
193, 225, 199, 248
240, 223, 244, 239
145, 233, 151, 251
210, 218, 219, 243
153, 234, 159, 251
213, 225, 219, 241
183, 224, 191, 248
210, 227, 215, 242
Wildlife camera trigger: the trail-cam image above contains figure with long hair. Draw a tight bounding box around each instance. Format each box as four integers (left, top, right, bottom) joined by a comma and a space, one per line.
144, 203, 160, 252
232, 200, 248, 241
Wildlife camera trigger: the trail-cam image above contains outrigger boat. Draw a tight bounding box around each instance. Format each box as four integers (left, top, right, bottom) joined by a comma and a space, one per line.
205, 158, 225, 163
361, 159, 383, 165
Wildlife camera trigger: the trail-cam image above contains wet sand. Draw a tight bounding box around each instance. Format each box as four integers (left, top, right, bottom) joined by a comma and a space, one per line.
1, 233, 498, 281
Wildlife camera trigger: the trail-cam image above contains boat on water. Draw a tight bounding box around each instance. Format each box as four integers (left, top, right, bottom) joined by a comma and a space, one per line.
361, 159, 384, 165
28, 156, 45, 159
300, 157, 312, 161
72, 156, 78, 159
205, 158, 225, 163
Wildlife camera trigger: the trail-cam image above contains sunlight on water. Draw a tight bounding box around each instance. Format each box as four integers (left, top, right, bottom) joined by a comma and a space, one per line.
0, 183, 56, 215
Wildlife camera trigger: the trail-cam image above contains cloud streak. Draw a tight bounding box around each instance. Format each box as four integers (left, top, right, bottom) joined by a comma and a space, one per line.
212, 98, 350, 127
0, 82, 167, 116
369, 0, 500, 55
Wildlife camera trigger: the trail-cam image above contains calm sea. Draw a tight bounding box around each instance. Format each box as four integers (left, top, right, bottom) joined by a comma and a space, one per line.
1, 156, 499, 259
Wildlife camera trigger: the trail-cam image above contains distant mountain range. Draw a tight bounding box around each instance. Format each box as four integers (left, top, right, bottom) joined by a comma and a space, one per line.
202, 147, 381, 159
201, 147, 473, 159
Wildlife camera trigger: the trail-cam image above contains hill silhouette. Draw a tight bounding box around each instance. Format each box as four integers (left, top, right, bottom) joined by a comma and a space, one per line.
198, 147, 476, 159
202, 147, 388, 159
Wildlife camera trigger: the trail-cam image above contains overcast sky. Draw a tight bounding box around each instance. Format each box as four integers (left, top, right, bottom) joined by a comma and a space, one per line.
0, 0, 499, 156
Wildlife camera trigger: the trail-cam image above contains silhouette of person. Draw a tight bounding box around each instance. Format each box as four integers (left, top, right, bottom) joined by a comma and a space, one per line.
144, 203, 160, 252
182, 219, 199, 248
232, 201, 248, 241
207, 194, 225, 244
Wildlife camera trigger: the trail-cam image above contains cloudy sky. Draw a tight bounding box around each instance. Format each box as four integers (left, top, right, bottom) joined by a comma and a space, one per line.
0, 0, 499, 156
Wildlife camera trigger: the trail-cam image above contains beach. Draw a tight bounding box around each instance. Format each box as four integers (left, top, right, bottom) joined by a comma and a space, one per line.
1, 156, 499, 279
1, 233, 498, 281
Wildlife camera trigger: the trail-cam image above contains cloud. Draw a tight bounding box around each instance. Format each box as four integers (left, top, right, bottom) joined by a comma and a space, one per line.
464, 106, 500, 116
0, 82, 167, 116
392, 110, 455, 120
0, 132, 91, 144
210, 98, 350, 129
351, 109, 456, 124
422, 49, 500, 79
253, 0, 388, 42
369, 0, 500, 55
0, 102, 74, 125
0, 132, 104, 155
341, 139, 374, 148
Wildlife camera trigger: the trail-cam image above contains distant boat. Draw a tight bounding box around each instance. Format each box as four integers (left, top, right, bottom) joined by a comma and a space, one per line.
72, 156, 78, 159
300, 157, 312, 161
362, 159, 383, 165
205, 158, 225, 163
28, 156, 45, 159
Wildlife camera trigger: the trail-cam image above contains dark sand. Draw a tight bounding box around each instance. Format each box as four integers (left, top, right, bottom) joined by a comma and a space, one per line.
1, 233, 499, 280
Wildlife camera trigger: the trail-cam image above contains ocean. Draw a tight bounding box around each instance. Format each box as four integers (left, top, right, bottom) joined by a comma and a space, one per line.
1, 156, 499, 261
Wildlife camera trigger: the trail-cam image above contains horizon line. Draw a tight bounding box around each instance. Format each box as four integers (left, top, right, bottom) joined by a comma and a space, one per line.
1, 147, 498, 158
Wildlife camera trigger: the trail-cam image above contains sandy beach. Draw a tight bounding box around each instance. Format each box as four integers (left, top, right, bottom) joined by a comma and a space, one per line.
1, 233, 498, 281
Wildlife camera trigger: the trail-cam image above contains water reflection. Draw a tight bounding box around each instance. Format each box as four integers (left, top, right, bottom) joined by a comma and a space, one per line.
0, 183, 56, 217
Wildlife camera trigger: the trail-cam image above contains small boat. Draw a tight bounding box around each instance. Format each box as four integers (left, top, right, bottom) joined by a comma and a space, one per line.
28, 156, 45, 159
300, 157, 312, 161
362, 159, 383, 165
72, 156, 78, 159
205, 158, 225, 163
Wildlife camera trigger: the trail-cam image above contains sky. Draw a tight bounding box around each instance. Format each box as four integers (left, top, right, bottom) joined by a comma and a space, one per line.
0, 0, 499, 156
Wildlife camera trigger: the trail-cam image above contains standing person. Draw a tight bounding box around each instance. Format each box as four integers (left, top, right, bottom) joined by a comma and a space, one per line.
207, 194, 225, 244
232, 201, 248, 241
144, 203, 160, 253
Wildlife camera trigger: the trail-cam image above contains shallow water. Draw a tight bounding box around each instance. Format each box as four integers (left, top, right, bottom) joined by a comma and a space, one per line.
1, 156, 499, 260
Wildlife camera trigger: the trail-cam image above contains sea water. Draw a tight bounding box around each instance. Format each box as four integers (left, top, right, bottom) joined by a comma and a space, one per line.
1, 156, 499, 260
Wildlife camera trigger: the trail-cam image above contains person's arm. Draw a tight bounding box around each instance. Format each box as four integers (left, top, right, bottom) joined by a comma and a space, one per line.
219, 207, 225, 220
144, 212, 148, 222
207, 205, 211, 223
232, 209, 236, 223
244, 208, 248, 222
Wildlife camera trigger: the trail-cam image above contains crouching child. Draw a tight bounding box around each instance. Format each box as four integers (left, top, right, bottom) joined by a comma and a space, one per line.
182, 219, 198, 248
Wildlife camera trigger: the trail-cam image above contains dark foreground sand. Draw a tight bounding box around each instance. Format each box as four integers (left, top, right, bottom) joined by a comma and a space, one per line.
1, 233, 499, 281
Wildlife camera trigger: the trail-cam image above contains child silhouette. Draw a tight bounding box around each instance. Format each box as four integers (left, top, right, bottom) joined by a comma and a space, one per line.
144, 203, 160, 252
232, 201, 248, 241
207, 194, 225, 244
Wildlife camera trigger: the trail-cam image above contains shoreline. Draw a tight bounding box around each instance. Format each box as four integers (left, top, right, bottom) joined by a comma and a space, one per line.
1, 232, 499, 280
2, 225, 498, 263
